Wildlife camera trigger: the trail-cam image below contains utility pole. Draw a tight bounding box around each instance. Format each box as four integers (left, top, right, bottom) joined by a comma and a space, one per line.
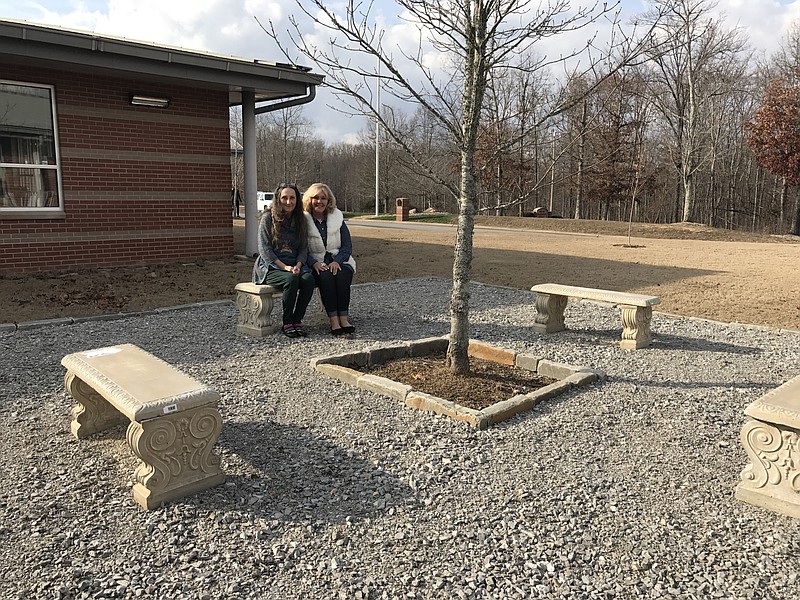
375, 59, 380, 217
548, 130, 556, 213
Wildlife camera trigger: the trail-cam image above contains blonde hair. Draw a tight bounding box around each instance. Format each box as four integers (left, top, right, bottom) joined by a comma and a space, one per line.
302, 183, 337, 214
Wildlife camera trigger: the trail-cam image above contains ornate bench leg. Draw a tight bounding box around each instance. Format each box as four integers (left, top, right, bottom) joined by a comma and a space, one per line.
236, 288, 277, 337
532, 292, 567, 334
126, 403, 224, 510
736, 419, 800, 517
619, 304, 653, 350
65, 372, 127, 439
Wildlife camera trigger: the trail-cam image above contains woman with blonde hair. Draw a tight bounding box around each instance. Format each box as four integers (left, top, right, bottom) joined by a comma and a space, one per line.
253, 183, 315, 338
303, 182, 357, 336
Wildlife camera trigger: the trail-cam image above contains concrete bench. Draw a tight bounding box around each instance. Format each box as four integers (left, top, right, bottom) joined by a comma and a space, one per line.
235, 281, 330, 336
736, 375, 800, 517
62, 344, 224, 509
234, 282, 281, 336
530, 283, 661, 350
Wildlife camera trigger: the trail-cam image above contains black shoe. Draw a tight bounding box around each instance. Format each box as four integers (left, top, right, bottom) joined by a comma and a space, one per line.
342, 325, 355, 334
293, 324, 308, 337
282, 324, 299, 338
331, 327, 345, 336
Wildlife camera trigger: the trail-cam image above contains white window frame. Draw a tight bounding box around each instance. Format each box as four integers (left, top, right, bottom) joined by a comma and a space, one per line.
0, 79, 64, 218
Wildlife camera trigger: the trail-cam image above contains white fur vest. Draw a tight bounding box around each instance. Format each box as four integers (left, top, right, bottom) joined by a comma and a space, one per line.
304, 209, 356, 273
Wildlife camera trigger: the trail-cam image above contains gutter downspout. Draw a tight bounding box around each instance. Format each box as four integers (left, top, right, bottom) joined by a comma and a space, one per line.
254, 85, 317, 115
244, 85, 318, 257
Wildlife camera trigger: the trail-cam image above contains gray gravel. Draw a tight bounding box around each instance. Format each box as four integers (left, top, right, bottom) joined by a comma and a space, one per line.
2, 276, 800, 600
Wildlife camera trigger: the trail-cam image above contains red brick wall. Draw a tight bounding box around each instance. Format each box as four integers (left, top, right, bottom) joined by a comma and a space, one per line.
0, 63, 233, 273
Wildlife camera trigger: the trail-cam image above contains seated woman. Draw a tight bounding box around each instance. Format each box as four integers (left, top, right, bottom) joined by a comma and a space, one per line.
303, 183, 357, 336
252, 183, 315, 338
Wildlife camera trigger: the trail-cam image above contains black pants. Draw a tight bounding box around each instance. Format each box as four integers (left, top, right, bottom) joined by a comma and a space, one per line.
264, 269, 315, 324
314, 266, 353, 316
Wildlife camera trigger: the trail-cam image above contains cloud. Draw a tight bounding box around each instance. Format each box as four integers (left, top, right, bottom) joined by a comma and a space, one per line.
6, 0, 800, 142
712, 0, 800, 58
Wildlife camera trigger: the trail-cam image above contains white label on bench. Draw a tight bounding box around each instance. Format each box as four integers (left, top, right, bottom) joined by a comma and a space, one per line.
83, 347, 122, 358
163, 404, 178, 414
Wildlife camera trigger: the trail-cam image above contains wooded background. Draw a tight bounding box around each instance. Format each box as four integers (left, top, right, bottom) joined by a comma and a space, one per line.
232, 0, 800, 236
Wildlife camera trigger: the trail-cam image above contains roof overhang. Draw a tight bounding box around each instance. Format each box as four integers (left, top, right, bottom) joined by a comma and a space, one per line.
0, 18, 324, 107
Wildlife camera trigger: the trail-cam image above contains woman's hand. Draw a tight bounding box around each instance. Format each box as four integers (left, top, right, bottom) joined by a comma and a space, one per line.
313, 262, 328, 274
288, 264, 301, 276
329, 262, 341, 275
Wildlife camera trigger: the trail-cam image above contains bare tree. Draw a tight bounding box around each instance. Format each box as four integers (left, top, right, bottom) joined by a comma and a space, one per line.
268, 0, 657, 373
638, 0, 748, 223
257, 106, 314, 185
771, 19, 800, 84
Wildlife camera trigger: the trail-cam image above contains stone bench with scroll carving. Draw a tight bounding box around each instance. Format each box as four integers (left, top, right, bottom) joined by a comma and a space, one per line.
736, 375, 800, 518
530, 283, 661, 350
234, 282, 281, 336
62, 343, 224, 510
235, 282, 328, 336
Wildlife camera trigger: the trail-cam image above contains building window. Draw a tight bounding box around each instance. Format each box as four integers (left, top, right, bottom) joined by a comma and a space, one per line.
0, 81, 63, 213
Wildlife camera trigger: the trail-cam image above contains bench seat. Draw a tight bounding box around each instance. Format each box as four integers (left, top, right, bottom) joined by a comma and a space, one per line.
62, 343, 224, 509
737, 375, 800, 517
530, 283, 661, 350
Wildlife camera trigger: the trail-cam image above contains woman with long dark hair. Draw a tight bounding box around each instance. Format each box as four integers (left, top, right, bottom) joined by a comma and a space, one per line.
252, 183, 315, 338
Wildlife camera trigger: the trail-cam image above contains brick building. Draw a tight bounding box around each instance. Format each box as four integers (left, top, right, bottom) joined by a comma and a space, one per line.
0, 19, 322, 273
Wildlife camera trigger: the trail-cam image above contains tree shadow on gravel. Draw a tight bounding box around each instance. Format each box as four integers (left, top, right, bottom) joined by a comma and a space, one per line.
200, 420, 414, 523
462, 320, 764, 356
554, 327, 764, 355
647, 332, 764, 355
609, 376, 778, 392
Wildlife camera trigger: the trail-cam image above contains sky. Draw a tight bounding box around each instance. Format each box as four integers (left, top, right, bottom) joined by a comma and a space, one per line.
2, 0, 800, 143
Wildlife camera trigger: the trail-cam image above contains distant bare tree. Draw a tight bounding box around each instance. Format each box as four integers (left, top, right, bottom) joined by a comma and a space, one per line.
257, 106, 313, 186
638, 0, 748, 223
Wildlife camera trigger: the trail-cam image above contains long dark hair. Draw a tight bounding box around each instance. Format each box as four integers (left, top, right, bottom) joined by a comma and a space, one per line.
270, 183, 306, 249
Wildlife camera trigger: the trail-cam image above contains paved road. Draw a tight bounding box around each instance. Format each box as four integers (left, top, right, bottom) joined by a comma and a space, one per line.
238, 212, 600, 239
348, 218, 599, 238
348, 219, 453, 232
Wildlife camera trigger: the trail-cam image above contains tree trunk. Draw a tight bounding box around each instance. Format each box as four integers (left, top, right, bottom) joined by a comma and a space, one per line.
751, 174, 758, 231
674, 177, 682, 223
682, 172, 694, 222
447, 157, 475, 375
446, 0, 486, 376
780, 177, 788, 224
574, 99, 587, 220
791, 186, 800, 236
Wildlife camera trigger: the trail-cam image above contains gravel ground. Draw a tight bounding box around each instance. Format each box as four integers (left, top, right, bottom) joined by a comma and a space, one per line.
2, 277, 800, 600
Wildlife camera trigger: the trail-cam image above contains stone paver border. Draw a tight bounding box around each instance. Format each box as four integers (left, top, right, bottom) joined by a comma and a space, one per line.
1, 300, 231, 333
310, 336, 605, 429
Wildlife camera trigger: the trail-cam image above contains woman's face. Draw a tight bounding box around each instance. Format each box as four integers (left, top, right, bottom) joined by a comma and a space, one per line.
309, 188, 329, 216
278, 187, 297, 214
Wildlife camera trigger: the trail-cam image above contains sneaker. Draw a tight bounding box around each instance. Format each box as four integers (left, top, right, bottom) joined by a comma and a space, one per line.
282, 324, 299, 338
293, 324, 308, 337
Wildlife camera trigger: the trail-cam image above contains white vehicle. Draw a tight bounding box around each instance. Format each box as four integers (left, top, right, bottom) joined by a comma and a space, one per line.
256, 191, 274, 212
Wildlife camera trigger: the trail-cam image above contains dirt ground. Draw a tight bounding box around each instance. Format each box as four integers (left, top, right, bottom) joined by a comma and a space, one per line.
2, 215, 800, 330
368, 352, 557, 410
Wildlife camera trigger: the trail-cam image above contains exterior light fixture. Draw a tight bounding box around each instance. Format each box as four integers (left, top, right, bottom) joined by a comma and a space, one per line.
129, 94, 171, 108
